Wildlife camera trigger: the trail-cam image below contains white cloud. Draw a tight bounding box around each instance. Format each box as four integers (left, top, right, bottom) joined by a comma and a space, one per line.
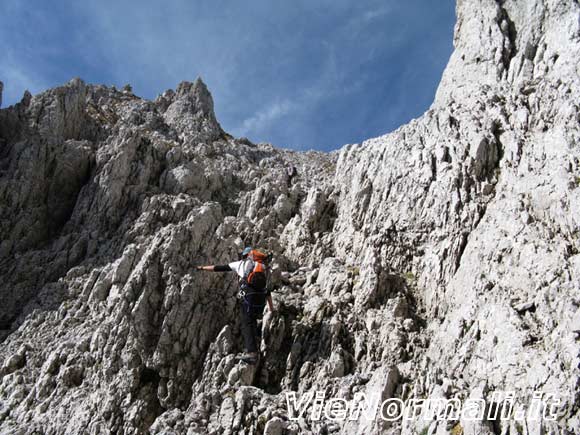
239, 99, 297, 136
0, 0, 455, 150
344, 4, 395, 36
362, 6, 392, 23
0, 53, 50, 107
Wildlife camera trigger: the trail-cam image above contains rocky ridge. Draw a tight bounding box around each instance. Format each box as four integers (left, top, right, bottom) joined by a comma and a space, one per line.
1, 1, 580, 434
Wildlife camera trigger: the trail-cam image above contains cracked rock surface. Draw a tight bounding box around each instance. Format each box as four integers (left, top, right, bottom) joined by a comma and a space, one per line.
1, 1, 579, 434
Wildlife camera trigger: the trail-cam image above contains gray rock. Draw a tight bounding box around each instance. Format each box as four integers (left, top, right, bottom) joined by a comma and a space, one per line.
514, 301, 535, 313
0, 1, 579, 434
1, 345, 27, 375
264, 417, 285, 435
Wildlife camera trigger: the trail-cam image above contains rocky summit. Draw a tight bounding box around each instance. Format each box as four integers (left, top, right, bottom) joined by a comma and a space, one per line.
1, 1, 579, 434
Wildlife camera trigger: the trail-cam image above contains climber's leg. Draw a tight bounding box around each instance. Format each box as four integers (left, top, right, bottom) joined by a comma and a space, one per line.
239, 303, 258, 354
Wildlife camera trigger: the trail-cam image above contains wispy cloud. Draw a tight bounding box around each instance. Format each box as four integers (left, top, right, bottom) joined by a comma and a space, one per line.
362, 6, 392, 22
348, 4, 395, 33
240, 99, 297, 136
0, 0, 455, 151
0, 50, 51, 107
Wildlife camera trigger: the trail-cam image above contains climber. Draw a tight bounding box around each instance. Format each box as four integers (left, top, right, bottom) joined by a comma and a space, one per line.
196, 247, 274, 364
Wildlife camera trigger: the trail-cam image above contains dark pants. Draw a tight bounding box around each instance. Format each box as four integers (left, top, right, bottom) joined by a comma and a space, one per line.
239, 303, 260, 353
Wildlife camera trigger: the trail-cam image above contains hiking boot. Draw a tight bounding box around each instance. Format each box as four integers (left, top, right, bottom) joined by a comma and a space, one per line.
239, 352, 259, 365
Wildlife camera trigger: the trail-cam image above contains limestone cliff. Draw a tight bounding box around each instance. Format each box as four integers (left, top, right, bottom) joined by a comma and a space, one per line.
0, 1, 579, 434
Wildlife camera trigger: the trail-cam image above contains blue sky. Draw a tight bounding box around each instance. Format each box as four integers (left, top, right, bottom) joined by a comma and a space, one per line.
0, 0, 455, 151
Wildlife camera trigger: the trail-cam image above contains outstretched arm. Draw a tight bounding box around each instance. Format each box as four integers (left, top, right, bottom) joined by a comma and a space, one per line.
196, 265, 232, 272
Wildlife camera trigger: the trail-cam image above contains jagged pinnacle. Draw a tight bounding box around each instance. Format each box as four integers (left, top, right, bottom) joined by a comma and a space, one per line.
163, 76, 223, 140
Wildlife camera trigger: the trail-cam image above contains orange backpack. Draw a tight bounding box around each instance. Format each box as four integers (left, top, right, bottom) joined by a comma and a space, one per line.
241, 249, 270, 317
245, 249, 269, 290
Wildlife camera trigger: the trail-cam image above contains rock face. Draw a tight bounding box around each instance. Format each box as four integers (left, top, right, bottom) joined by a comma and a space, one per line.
0, 1, 579, 434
